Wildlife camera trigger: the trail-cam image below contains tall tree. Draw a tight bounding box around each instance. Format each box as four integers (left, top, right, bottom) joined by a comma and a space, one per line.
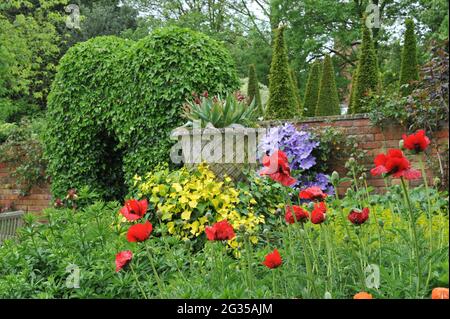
315, 55, 340, 116
351, 25, 380, 113
399, 18, 419, 96
303, 61, 321, 117
265, 26, 298, 119
246, 64, 263, 116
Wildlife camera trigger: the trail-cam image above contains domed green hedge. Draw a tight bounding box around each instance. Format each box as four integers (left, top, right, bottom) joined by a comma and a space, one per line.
45, 27, 239, 199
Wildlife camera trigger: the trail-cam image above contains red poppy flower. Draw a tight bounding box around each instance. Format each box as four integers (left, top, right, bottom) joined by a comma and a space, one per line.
126, 221, 153, 242
260, 150, 297, 187
285, 205, 309, 224
311, 202, 326, 224
262, 248, 282, 269
54, 198, 63, 208
348, 208, 370, 225
120, 199, 148, 221
205, 220, 235, 241
115, 250, 133, 272
370, 149, 421, 180
299, 186, 327, 201
353, 292, 373, 299
432, 287, 449, 299
402, 130, 430, 153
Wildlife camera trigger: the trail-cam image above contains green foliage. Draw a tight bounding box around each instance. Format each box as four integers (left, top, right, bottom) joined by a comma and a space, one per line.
315, 55, 340, 116
45, 27, 239, 199
352, 25, 380, 114
265, 26, 298, 120
0, 178, 447, 298
0, 2, 64, 109
183, 92, 257, 128
246, 64, 263, 117
399, 19, 420, 96
0, 117, 47, 195
303, 61, 321, 117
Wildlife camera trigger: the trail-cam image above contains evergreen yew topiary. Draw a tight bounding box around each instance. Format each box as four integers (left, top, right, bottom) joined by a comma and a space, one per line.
347, 68, 357, 114
45, 27, 239, 199
399, 19, 419, 96
265, 26, 298, 119
289, 67, 303, 117
246, 64, 263, 116
352, 25, 380, 113
303, 61, 321, 117
315, 55, 340, 116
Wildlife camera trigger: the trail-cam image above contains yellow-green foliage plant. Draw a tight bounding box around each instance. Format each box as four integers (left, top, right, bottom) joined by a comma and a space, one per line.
132, 164, 266, 249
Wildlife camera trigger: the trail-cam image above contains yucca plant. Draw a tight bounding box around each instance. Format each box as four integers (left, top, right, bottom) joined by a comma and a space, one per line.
183, 91, 257, 128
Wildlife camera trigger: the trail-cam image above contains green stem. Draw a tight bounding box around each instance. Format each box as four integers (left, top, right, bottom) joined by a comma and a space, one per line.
400, 177, 422, 298
418, 155, 434, 294
130, 263, 148, 299
145, 245, 165, 298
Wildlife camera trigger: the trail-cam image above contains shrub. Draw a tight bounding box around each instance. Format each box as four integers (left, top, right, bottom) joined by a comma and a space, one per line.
246, 64, 263, 116
131, 164, 271, 249
45, 27, 240, 199
315, 55, 340, 116
265, 26, 298, 119
303, 61, 321, 117
351, 25, 380, 113
399, 19, 419, 96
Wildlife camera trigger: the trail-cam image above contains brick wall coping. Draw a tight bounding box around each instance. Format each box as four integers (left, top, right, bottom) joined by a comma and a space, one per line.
259, 113, 370, 126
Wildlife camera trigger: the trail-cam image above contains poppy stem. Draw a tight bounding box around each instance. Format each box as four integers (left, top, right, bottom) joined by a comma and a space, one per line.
418, 155, 433, 294
400, 177, 422, 298
130, 263, 148, 299
145, 245, 165, 298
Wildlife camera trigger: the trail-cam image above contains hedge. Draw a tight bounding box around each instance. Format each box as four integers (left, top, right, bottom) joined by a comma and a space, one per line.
45, 27, 239, 199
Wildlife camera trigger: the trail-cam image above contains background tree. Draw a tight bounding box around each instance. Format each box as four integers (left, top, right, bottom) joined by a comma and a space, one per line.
315, 55, 340, 116
265, 26, 298, 119
246, 64, 263, 116
351, 25, 380, 113
303, 61, 321, 117
399, 19, 419, 96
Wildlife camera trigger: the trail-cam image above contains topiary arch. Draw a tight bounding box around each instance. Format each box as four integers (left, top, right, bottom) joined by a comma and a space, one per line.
45, 27, 240, 199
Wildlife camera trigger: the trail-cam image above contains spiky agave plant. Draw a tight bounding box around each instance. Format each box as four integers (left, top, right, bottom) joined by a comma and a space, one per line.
183, 91, 257, 128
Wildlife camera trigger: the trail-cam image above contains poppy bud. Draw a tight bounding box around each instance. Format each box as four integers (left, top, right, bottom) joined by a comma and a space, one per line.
399, 139, 404, 149
378, 219, 384, 228
239, 224, 246, 232
344, 235, 350, 243
156, 210, 163, 218
433, 177, 441, 187
324, 292, 332, 299
330, 171, 339, 184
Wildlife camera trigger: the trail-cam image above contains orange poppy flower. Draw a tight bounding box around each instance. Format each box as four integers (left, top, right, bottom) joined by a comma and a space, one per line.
353, 292, 373, 299
432, 287, 449, 299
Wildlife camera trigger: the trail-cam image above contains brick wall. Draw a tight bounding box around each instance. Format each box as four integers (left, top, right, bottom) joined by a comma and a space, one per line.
1, 114, 448, 213
0, 163, 51, 213
263, 114, 449, 194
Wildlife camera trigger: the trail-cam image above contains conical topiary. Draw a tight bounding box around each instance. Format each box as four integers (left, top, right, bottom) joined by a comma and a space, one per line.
315, 55, 340, 116
303, 61, 321, 117
399, 19, 419, 96
265, 26, 298, 119
347, 68, 357, 114
352, 25, 380, 113
290, 67, 303, 117
246, 64, 263, 116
